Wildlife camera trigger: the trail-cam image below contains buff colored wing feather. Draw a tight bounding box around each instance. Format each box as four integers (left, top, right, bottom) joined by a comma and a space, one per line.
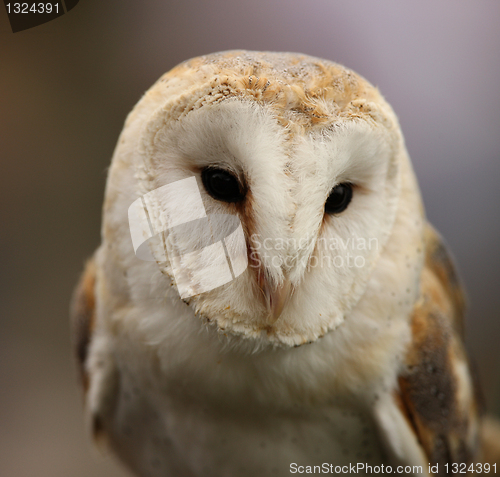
70, 257, 119, 445
395, 224, 483, 471
70, 257, 97, 393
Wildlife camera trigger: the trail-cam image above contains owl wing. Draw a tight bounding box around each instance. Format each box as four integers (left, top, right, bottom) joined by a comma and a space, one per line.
70, 256, 97, 393
71, 255, 120, 444
375, 223, 485, 473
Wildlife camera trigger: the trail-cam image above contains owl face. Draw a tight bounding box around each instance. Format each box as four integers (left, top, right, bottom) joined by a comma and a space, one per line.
129, 51, 414, 347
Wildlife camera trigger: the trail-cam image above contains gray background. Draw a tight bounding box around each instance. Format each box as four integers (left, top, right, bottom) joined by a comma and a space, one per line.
0, 1, 499, 476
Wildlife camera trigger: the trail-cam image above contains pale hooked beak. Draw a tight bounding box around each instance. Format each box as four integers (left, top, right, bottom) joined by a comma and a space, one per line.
262, 278, 293, 324
250, 248, 294, 324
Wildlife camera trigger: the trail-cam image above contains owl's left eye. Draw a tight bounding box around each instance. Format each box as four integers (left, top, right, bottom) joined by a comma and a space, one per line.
325, 183, 353, 215
201, 167, 245, 203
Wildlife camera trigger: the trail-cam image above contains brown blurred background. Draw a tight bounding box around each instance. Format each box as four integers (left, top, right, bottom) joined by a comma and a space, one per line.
1, 1, 499, 476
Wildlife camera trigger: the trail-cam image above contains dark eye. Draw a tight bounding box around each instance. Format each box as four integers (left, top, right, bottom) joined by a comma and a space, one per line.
325, 183, 353, 215
201, 168, 245, 203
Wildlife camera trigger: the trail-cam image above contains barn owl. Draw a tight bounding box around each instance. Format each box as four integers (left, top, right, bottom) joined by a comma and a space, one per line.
72, 51, 500, 477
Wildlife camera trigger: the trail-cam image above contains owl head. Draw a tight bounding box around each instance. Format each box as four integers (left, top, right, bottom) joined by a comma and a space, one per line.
104, 51, 426, 348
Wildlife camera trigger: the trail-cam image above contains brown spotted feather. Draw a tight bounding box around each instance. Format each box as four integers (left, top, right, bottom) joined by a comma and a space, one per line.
396, 224, 497, 472
70, 257, 96, 393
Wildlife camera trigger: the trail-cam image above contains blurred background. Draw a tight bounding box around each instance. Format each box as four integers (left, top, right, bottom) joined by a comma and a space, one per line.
0, 1, 499, 476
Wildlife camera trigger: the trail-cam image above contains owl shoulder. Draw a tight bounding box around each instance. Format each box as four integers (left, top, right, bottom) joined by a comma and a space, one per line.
70, 256, 97, 393
395, 223, 483, 467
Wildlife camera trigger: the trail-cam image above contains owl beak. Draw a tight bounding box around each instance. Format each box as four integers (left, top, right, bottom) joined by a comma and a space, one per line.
250, 249, 293, 324
264, 279, 293, 324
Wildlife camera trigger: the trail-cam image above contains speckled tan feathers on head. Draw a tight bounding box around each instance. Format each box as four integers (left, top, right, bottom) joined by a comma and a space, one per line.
147, 50, 394, 131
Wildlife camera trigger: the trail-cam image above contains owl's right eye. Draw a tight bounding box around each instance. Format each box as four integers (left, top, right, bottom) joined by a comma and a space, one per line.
325, 182, 353, 215
201, 168, 245, 203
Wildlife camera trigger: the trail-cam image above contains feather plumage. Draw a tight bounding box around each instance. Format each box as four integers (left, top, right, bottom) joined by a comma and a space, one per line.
72, 51, 500, 476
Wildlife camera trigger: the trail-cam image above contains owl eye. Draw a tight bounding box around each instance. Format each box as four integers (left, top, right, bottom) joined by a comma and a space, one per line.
325, 183, 353, 215
201, 167, 245, 203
